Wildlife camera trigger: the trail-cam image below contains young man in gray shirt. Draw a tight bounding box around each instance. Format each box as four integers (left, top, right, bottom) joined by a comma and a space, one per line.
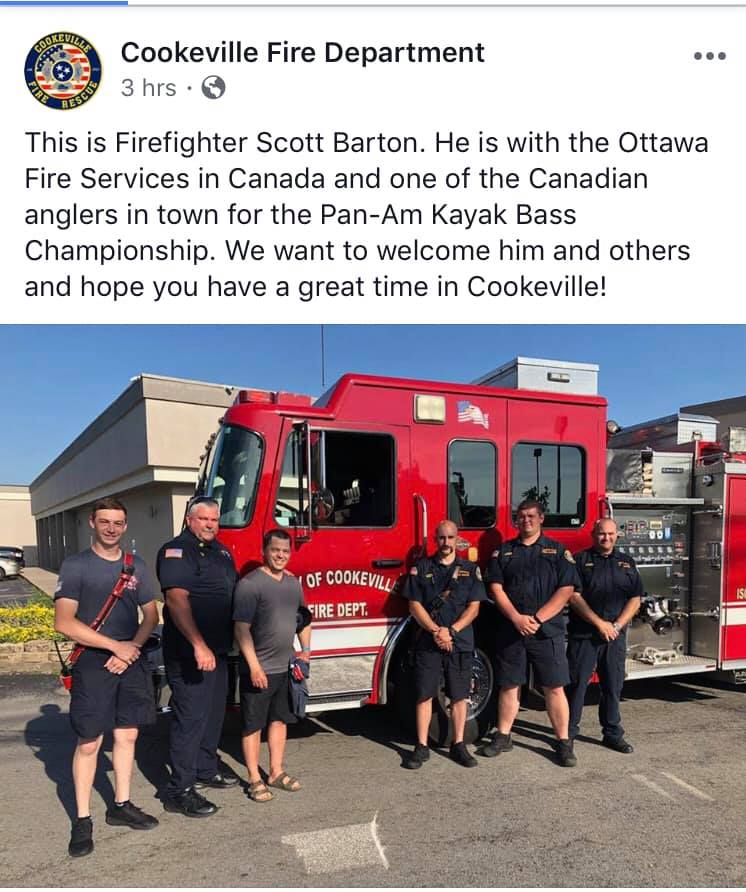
233, 528, 311, 802
54, 497, 160, 857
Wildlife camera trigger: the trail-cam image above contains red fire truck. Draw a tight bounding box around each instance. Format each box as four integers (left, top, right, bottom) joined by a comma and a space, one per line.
193, 357, 746, 741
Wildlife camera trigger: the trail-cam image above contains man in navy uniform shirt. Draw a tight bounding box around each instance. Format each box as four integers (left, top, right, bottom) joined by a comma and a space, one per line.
54, 497, 160, 858
403, 520, 486, 769
481, 499, 580, 767
157, 497, 239, 817
567, 517, 643, 752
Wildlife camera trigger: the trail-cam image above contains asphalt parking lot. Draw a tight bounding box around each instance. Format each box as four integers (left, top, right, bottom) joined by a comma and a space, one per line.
2, 672, 746, 888
0, 573, 38, 605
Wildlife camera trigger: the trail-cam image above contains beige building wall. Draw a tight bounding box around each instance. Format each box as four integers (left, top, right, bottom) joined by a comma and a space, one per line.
30, 374, 245, 572
0, 486, 38, 565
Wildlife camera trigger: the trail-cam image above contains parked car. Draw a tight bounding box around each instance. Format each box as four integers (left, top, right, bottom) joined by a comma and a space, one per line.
0, 546, 24, 579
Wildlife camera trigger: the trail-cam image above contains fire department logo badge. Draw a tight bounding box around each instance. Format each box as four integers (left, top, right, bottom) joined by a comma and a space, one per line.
24, 32, 102, 109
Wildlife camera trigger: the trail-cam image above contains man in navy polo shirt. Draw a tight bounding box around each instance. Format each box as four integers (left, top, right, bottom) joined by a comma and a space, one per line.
481, 499, 580, 767
567, 517, 643, 752
157, 497, 239, 818
402, 519, 486, 770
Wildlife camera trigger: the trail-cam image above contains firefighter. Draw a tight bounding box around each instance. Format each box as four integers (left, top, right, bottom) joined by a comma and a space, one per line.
567, 517, 643, 752
403, 519, 486, 769
480, 499, 579, 767
156, 497, 240, 817
53, 497, 160, 858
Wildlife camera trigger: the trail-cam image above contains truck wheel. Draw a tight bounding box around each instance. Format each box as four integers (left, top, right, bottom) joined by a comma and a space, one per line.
390, 644, 497, 747
429, 646, 497, 746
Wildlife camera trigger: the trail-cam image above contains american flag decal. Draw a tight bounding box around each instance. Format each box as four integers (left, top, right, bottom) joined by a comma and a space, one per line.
457, 401, 489, 429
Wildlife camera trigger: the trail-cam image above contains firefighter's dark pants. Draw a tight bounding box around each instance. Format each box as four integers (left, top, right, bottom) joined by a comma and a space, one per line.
566, 634, 626, 742
165, 654, 228, 795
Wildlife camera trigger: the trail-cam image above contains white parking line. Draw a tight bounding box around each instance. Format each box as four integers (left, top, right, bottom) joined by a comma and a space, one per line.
282, 814, 389, 874
631, 773, 676, 800
661, 771, 715, 802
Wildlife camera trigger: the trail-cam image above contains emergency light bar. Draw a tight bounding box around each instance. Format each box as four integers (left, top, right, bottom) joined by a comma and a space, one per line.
236, 389, 313, 406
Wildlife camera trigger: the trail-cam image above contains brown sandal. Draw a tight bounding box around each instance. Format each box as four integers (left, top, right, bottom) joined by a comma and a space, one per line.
247, 780, 273, 802
267, 772, 301, 792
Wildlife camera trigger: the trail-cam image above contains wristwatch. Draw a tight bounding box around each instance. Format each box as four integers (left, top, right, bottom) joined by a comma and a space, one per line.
449, 626, 458, 638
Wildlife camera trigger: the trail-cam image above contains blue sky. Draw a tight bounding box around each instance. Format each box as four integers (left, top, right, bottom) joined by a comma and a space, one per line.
1, 324, 739, 485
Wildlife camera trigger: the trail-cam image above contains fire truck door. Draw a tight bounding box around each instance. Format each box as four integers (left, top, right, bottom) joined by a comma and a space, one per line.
272, 420, 413, 670
720, 471, 746, 667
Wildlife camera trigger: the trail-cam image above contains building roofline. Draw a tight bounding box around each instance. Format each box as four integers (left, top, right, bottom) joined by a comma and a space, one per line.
30, 374, 248, 491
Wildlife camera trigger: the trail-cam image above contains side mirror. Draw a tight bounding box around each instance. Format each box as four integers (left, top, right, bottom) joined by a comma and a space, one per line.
312, 488, 335, 523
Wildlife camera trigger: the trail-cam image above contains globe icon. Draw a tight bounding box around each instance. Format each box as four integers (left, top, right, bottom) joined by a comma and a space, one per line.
201, 75, 226, 99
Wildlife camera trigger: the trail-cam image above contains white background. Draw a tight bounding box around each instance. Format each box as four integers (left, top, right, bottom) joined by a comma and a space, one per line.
6, 6, 744, 323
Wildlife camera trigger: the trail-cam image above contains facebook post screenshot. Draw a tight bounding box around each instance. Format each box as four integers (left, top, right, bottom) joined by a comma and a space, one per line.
3, 0, 746, 888
6, 2, 744, 322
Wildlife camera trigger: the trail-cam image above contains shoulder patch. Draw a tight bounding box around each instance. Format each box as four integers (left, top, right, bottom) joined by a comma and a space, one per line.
475, 567, 482, 581
164, 548, 183, 559
564, 550, 575, 564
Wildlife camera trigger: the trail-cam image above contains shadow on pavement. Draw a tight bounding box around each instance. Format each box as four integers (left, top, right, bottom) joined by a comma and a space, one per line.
621, 676, 719, 703
24, 703, 113, 820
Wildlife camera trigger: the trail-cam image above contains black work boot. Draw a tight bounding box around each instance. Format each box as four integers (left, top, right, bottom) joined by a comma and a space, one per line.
556, 738, 577, 767
602, 736, 634, 754
449, 741, 478, 768
404, 743, 430, 769
106, 800, 159, 829
163, 787, 218, 817
478, 731, 513, 758
68, 816, 94, 858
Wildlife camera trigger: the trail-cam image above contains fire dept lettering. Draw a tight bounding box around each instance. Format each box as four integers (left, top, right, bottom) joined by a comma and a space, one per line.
302, 569, 395, 593
308, 601, 369, 618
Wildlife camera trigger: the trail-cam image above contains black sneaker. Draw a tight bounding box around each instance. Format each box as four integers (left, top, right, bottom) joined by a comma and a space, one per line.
449, 742, 478, 768
556, 739, 577, 768
404, 743, 430, 770
106, 800, 159, 830
602, 737, 634, 754
163, 788, 218, 818
478, 732, 513, 758
195, 769, 240, 789
68, 816, 93, 858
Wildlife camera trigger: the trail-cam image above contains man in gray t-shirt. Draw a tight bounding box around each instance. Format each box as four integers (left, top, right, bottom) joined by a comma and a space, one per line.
53, 497, 160, 857
233, 528, 312, 802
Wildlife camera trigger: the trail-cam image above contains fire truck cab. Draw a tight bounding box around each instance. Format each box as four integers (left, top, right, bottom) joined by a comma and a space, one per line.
197, 357, 605, 740
195, 357, 746, 741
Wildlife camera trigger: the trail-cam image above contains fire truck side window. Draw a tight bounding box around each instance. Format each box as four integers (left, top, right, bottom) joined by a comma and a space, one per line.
314, 431, 395, 528
511, 442, 585, 528
447, 440, 497, 529
274, 430, 308, 526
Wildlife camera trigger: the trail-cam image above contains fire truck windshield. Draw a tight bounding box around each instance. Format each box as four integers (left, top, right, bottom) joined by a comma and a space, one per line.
204, 424, 264, 528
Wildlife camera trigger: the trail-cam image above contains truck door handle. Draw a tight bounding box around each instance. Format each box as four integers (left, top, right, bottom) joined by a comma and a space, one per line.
372, 559, 404, 568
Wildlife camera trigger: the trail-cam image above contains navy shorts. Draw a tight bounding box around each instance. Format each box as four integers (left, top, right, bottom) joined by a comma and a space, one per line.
239, 671, 296, 733
414, 649, 473, 702
69, 649, 156, 740
496, 632, 570, 689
